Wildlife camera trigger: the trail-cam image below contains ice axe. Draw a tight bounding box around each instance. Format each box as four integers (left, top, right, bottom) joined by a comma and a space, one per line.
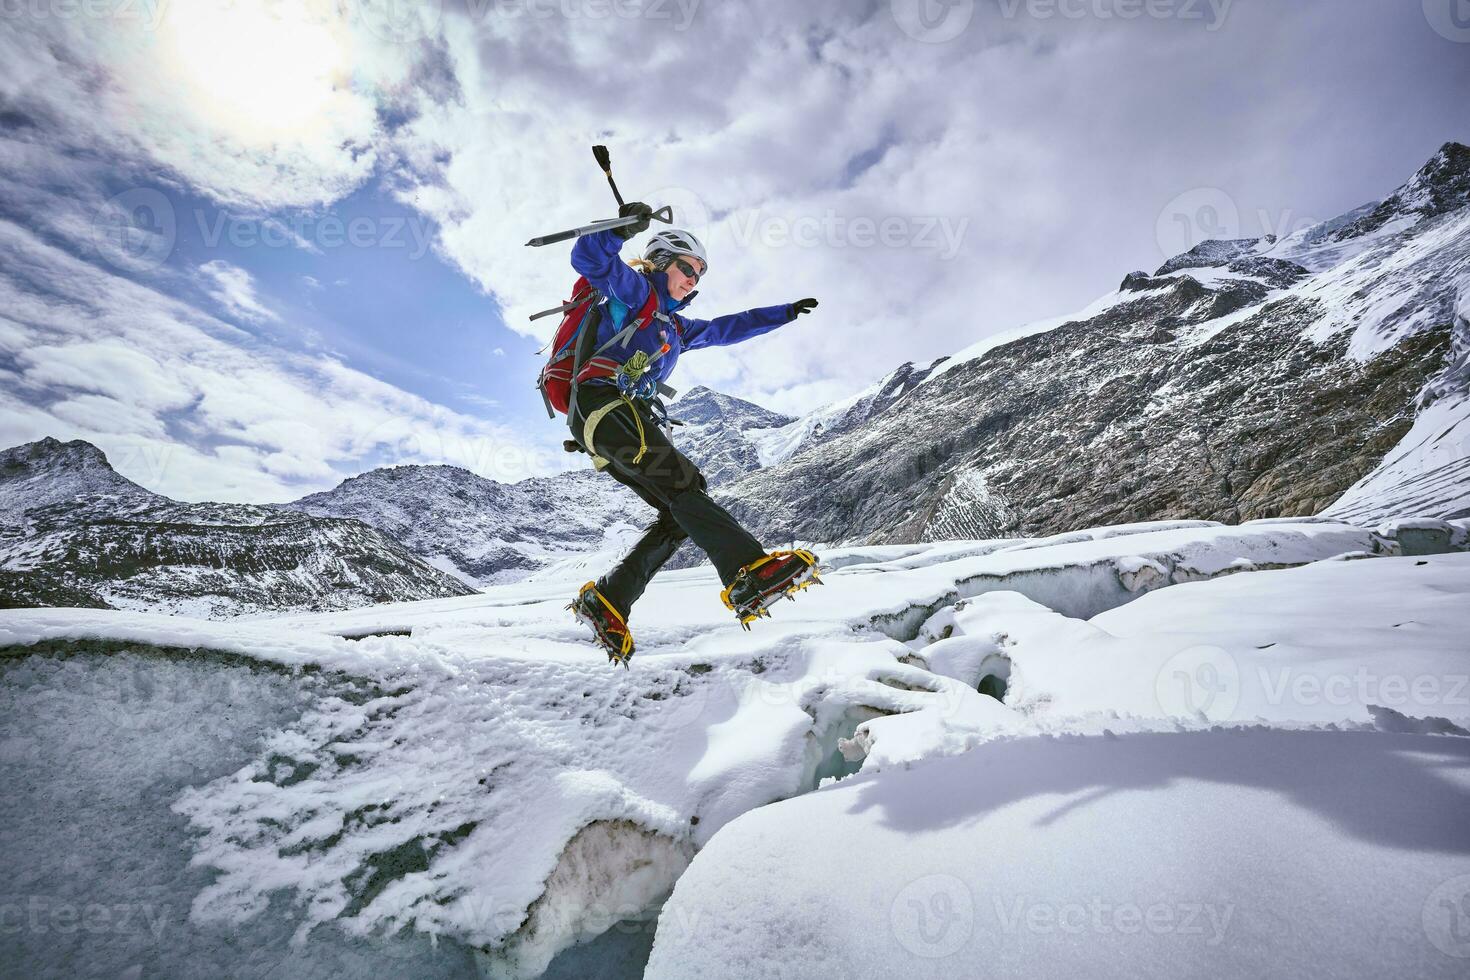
525, 145, 673, 247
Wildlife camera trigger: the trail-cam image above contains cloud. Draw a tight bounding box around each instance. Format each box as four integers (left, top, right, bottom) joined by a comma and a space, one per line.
0, 3, 416, 212
0, 217, 565, 503
198, 260, 280, 324
2, 0, 1465, 493
383, 1, 1470, 414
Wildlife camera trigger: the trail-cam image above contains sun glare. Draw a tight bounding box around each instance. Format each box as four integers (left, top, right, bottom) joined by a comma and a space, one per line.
154, 1, 355, 146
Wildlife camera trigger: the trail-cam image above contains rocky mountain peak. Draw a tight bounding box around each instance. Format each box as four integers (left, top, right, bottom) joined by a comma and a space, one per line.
1396, 140, 1470, 213
1329, 141, 1470, 242
1, 436, 111, 474
0, 436, 158, 525
669, 386, 796, 429
1154, 235, 1276, 277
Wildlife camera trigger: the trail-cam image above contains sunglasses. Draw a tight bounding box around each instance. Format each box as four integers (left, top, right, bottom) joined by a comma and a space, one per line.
670, 257, 704, 283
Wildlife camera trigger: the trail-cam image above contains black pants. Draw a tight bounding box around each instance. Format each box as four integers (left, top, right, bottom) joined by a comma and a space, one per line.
570, 384, 766, 619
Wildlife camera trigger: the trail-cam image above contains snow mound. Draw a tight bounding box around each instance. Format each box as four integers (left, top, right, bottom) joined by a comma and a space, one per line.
936, 552, 1470, 728
855, 518, 1385, 641
646, 726, 1470, 979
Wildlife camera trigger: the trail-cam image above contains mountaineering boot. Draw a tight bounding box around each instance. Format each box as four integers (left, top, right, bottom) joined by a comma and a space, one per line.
720, 549, 822, 629
569, 581, 635, 668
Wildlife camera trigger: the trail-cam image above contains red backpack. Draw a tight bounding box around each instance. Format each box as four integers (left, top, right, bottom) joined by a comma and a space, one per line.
535, 275, 663, 417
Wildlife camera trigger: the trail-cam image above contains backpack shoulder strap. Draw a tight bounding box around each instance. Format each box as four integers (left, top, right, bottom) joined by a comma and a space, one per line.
593, 276, 663, 355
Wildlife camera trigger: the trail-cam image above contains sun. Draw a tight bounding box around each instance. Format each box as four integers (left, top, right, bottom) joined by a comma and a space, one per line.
152, 0, 356, 147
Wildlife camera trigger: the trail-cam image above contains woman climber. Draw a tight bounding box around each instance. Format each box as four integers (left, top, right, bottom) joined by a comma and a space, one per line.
562, 201, 822, 667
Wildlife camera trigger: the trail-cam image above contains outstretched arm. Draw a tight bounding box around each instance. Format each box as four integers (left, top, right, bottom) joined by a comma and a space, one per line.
679, 304, 798, 351
570, 229, 652, 310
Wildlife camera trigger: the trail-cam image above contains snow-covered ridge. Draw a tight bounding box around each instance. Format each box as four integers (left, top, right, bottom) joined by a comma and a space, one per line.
285, 464, 644, 586
0, 438, 477, 617
716, 141, 1470, 546
0, 436, 160, 527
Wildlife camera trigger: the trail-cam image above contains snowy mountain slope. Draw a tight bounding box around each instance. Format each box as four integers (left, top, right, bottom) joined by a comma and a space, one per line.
748, 357, 952, 468
285, 465, 644, 586
279, 386, 794, 586
714, 143, 1470, 547
0, 436, 161, 526
912, 546, 1470, 731
3, 518, 1467, 978
1323, 291, 1470, 523
663, 385, 796, 485
0, 438, 477, 618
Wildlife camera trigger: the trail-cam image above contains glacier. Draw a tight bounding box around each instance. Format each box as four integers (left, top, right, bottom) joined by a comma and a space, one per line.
3, 517, 1469, 978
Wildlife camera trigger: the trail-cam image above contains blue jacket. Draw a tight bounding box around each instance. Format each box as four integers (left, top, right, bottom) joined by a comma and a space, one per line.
569, 229, 794, 394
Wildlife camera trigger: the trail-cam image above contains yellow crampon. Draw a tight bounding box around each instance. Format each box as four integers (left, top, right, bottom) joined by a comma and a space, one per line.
720, 549, 823, 628
568, 581, 635, 667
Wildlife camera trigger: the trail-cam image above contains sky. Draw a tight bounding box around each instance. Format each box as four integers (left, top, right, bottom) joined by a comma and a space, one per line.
1, 0, 1467, 503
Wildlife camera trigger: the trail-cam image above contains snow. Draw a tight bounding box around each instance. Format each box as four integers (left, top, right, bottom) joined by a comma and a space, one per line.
4, 518, 1469, 978
646, 725, 1470, 980
934, 553, 1470, 729
0, 647, 481, 976
1324, 284, 1470, 524
1296, 208, 1470, 361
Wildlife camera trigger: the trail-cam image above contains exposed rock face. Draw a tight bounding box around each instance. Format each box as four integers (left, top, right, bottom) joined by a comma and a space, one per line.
0, 436, 159, 524
0, 439, 476, 617
285, 465, 643, 586
6, 146, 1467, 604
709, 142, 1470, 548
1154, 234, 1276, 276
664, 385, 796, 486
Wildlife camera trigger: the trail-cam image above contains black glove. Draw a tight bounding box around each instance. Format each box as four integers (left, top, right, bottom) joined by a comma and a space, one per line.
613, 201, 653, 240
789, 297, 818, 318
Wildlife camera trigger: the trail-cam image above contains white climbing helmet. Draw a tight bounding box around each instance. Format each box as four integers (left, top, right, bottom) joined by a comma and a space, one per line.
643, 228, 708, 272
